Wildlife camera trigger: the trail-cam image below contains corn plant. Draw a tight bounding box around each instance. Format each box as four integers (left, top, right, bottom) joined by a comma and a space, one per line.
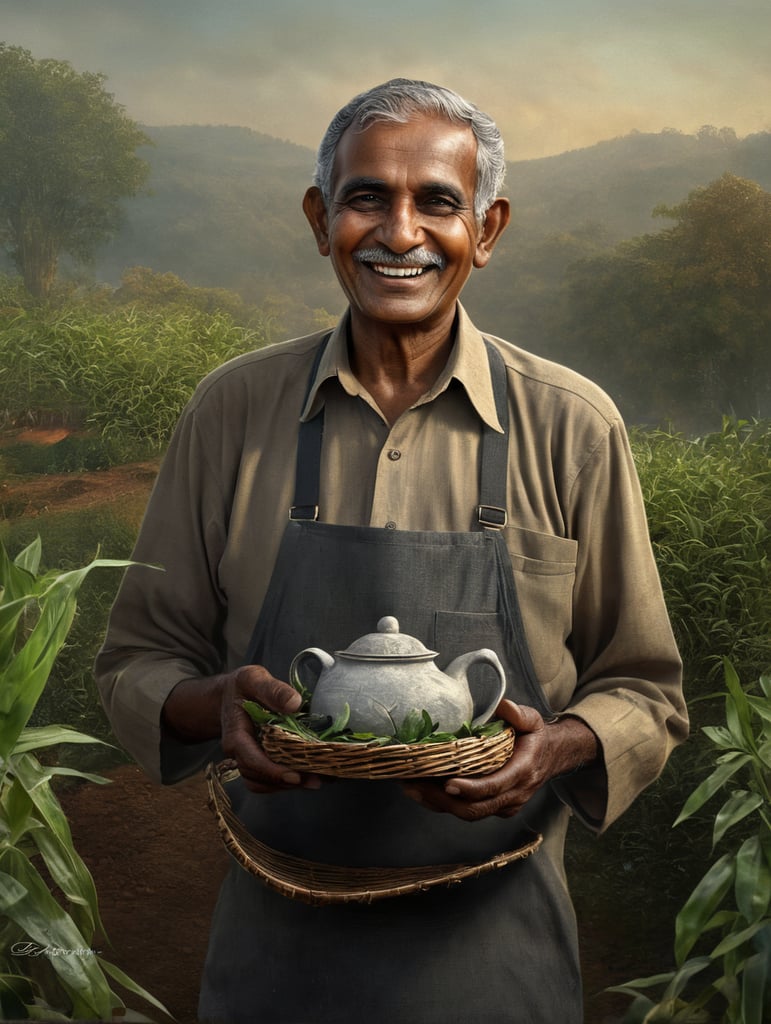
611, 660, 771, 1023
0, 538, 169, 1021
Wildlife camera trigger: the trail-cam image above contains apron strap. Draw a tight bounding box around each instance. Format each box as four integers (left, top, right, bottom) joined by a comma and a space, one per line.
289, 335, 331, 522
291, 335, 510, 527
477, 341, 509, 530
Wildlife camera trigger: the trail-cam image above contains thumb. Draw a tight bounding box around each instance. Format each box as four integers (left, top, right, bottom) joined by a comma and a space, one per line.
496, 698, 544, 734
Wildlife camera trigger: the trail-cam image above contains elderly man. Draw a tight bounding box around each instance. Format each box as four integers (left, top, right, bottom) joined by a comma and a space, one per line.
97, 79, 687, 1023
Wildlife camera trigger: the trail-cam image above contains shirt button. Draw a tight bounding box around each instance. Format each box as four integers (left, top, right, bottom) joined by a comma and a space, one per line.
387, 449, 402, 461
385, 521, 397, 530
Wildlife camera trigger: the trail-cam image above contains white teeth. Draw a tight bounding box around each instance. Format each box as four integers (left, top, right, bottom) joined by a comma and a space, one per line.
371, 264, 426, 278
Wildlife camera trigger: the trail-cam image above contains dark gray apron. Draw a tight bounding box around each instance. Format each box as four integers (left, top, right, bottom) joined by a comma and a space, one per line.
198, 341, 583, 1023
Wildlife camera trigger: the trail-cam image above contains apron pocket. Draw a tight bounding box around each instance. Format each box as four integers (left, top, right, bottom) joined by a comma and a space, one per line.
433, 610, 513, 716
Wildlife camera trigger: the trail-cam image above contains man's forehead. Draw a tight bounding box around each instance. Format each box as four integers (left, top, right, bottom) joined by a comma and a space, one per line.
330, 115, 477, 187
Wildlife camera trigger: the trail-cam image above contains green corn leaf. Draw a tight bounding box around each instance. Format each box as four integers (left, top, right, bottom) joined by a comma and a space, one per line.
746, 696, 771, 728
759, 675, 771, 701
98, 955, 173, 1019
0, 853, 115, 1020
1, 777, 35, 846
723, 658, 758, 756
0, 971, 36, 1020
734, 836, 770, 924
701, 725, 736, 750
12, 753, 106, 942
12, 725, 114, 756
710, 920, 768, 959
662, 955, 717, 1001
674, 754, 752, 826
741, 950, 769, 1024
12, 537, 43, 577
712, 790, 764, 848
675, 853, 735, 965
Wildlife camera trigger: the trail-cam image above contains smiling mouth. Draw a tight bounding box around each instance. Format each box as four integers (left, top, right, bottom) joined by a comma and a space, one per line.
369, 263, 430, 278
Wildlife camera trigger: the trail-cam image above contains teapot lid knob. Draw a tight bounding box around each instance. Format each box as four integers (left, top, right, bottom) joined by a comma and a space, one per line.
377, 616, 400, 634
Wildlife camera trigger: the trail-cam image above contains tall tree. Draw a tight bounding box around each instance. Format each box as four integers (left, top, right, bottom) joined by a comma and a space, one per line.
0, 44, 150, 298
562, 174, 771, 428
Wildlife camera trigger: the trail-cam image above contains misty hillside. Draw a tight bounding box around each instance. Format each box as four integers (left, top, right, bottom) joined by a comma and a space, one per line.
88, 123, 771, 328
506, 126, 771, 238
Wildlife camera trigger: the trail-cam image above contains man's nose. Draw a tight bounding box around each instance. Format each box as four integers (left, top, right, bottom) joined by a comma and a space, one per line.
377, 197, 424, 253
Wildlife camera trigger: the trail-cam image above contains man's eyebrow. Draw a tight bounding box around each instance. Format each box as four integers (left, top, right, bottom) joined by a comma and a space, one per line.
421, 181, 466, 205
335, 176, 387, 201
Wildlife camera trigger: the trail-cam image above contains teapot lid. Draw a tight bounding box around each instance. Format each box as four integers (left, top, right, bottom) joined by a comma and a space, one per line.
336, 616, 438, 662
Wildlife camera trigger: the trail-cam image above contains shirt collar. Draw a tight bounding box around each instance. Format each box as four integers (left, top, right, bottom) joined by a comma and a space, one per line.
301, 303, 503, 433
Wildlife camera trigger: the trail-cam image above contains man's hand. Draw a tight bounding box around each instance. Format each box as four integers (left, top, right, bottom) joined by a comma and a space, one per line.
162, 665, 322, 794
401, 699, 598, 821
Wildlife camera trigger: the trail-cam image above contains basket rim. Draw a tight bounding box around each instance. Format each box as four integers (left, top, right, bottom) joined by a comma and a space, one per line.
259, 722, 516, 778
206, 760, 542, 905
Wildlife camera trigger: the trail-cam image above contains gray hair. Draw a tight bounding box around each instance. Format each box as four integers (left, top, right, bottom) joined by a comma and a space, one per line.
313, 78, 505, 222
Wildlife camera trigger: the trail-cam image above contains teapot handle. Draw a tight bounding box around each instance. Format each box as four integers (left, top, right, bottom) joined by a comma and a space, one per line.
456, 648, 507, 727
288, 647, 335, 694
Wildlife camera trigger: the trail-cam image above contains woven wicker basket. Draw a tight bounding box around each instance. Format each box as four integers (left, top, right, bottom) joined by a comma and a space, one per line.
259, 722, 516, 779
206, 761, 542, 906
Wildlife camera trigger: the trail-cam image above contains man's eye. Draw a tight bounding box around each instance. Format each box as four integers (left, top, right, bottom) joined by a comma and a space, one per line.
424, 196, 460, 212
347, 193, 383, 209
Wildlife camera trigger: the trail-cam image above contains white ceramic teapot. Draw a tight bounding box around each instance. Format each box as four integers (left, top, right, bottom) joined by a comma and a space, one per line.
290, 616, 507, 736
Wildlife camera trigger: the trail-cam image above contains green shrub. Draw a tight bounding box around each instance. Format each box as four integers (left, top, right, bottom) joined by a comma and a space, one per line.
612, 662, 770, 1023
633, 418, 771, 693
0, 304, 269, 453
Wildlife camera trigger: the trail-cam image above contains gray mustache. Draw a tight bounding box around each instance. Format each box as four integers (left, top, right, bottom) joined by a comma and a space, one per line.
354, 247, 446, 270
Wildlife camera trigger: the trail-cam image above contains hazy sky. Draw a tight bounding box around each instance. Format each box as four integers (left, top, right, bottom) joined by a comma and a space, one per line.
3, 0, 770, 160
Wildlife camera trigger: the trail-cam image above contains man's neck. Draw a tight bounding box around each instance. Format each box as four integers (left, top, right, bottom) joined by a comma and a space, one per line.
347, 309, 457, 425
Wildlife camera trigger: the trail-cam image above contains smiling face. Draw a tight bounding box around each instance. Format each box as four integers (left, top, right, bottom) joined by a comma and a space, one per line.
303, 114, 509, 340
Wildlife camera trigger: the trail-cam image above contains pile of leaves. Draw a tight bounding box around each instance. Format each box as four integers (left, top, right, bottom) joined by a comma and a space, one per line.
242, 696, 506, 747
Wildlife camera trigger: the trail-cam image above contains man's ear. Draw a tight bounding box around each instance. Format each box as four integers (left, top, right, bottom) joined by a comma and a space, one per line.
473, 198, 510, 269
303, 186, 330, 256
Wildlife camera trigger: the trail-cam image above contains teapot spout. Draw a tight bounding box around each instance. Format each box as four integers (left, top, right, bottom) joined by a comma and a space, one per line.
445, 649, 507, 727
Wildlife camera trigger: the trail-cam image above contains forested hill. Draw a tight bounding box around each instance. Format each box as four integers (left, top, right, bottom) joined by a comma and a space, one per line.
93, 123, 771, 318
505, 126, 771, 238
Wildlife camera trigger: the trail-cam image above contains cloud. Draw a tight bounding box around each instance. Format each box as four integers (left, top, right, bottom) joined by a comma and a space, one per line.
3, 0, 771, 159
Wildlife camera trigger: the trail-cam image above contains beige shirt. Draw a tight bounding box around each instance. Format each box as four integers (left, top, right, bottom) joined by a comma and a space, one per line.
96, 304, 686, 830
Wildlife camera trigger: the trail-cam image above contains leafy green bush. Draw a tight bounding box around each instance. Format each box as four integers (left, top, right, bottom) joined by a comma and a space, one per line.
0, 303, 269, 454
0, 538, 168, 1021
612, 662, 770, 1023
633, 418, 771, 692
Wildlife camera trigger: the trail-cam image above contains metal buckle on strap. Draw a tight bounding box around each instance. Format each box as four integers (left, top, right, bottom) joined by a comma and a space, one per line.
289, 504, 319, 522
477, 504, 508, 530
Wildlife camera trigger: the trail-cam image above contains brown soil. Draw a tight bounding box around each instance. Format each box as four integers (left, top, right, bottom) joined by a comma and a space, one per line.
0, 456, 160, 521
